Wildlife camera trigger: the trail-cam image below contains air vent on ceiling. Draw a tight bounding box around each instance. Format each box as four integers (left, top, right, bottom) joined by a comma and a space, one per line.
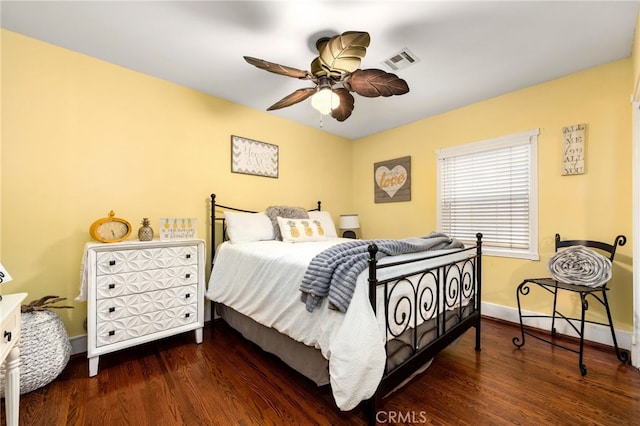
381, 48, 420, 72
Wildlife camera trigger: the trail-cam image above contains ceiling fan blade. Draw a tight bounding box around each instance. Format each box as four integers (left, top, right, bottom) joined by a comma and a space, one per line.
343, 69, 410, 97
330, 88, 355, 122
314, 31, 370, 78
310, 57, 330, 78
244, 56, 313, 80
266, 87, 316, 111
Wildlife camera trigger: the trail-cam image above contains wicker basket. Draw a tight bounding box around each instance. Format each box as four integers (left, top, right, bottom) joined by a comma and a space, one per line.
0, 310, 71, 396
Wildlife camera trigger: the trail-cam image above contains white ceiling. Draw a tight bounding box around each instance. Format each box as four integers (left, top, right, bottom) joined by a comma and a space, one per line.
2, 1, 638, 139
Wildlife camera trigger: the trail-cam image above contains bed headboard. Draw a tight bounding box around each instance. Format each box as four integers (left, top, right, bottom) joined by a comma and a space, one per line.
210, 193, 321, 266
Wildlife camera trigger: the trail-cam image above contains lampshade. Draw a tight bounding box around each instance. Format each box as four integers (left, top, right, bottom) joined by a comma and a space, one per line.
0, 263, 13, 284
311, 88, 340, 114
339, 214, 360, 230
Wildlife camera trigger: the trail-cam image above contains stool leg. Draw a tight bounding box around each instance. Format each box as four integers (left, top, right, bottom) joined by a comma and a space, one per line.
578, 293, 588, 376
512, 280, 528, 348
551, 283, 560, 336
601, 289, 630, 364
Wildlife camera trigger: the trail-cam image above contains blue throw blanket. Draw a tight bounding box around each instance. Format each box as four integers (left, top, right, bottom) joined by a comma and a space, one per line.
299, 232, 464, 312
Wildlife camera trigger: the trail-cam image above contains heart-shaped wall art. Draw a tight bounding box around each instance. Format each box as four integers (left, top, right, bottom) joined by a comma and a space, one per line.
375, 165, 407, 198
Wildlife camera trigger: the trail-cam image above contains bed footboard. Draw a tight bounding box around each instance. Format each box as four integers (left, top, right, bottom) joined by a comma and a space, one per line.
366, 233, 482, 424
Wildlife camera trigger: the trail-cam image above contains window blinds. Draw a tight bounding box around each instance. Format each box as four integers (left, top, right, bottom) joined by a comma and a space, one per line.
437, 129, 538, 259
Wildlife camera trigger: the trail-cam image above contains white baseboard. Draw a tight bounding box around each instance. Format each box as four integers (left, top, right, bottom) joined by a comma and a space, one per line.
68, 302, 630, 357
482, 302, 632, 351
70, 334, 88, 356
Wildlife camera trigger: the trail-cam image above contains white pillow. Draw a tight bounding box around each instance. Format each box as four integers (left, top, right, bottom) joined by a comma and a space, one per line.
277, 217, 328, 243
307, 211, 338, 238
224, 211, 274, 243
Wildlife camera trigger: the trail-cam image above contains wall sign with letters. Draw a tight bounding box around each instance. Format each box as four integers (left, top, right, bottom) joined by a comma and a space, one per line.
562, 123, 585, 175
374, 156, 411, 203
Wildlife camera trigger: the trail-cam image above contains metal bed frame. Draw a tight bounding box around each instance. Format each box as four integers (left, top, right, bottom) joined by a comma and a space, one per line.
208, 194, 483, 425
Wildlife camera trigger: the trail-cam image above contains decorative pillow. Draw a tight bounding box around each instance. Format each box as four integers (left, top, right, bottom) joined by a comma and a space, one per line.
277, 217, 327, 243
265, 206, 309, 240
307, 211, 338, 238
224, 211, 274, 243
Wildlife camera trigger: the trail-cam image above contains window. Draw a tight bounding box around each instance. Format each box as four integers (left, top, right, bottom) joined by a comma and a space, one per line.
436, 129, 539, 260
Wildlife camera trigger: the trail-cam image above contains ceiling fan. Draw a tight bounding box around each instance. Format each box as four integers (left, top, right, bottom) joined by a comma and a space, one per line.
244, 31, 410, 122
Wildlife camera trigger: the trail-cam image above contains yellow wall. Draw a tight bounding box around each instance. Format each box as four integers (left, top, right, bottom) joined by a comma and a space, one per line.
352, 59, 634, 330
1, 30, 353, 336
2, 28, 637, 339
634, 10, 640, 99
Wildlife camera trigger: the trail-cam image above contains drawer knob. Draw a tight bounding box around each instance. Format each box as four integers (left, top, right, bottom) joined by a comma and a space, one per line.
109, 307, 115, 313
108, 283, 116, 289
108, 330, 115, 336
186, 254, 191, 259
185, 313, 190, 318
3, 331, 11, 342
185, 273, 191, 279
185, 293, 191, 299
109, 260, 116, 266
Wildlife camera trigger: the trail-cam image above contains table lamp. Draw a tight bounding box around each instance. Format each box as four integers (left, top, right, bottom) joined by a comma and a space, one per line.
339, 214, 360, 239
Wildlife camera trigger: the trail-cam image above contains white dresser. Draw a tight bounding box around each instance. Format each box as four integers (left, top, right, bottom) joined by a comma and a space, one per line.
85, 239, 205, 377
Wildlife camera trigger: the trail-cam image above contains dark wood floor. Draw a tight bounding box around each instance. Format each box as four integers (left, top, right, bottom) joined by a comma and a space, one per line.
4, 317, 640, 425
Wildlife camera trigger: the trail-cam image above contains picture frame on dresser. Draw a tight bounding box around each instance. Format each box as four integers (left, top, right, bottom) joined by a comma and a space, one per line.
81, 239, 205, 377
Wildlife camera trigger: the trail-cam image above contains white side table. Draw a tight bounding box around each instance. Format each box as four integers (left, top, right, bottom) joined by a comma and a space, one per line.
0, 293, 27, 426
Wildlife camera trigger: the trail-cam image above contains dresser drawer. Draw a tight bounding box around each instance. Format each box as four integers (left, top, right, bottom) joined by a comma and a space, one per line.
0, 307, 20, 362
96, 245, 198, 275
96, 304, 199, 347
96, 284, 198, 322
95, 265, 198, 299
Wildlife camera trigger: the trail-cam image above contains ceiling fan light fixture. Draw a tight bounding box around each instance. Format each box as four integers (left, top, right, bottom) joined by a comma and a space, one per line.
245, 31, 408, 121
311, 87, 340, 115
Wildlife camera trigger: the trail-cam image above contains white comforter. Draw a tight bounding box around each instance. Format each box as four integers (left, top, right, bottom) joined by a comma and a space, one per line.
205, 239, 470, 410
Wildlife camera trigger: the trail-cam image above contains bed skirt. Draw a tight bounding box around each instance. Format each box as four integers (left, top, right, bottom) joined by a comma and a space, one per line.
215, 300, 472, 392
216, 304, 331, 386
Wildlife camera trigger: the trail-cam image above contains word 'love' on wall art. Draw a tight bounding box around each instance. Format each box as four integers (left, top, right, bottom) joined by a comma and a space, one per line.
374, 156, 411, 203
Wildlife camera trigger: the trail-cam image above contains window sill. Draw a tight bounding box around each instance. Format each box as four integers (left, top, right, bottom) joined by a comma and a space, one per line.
482, 246, 540, 261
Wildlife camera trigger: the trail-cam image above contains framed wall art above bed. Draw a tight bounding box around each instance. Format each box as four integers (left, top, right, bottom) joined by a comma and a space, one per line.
374, 155, 411, 203
231, 135, 279, 178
